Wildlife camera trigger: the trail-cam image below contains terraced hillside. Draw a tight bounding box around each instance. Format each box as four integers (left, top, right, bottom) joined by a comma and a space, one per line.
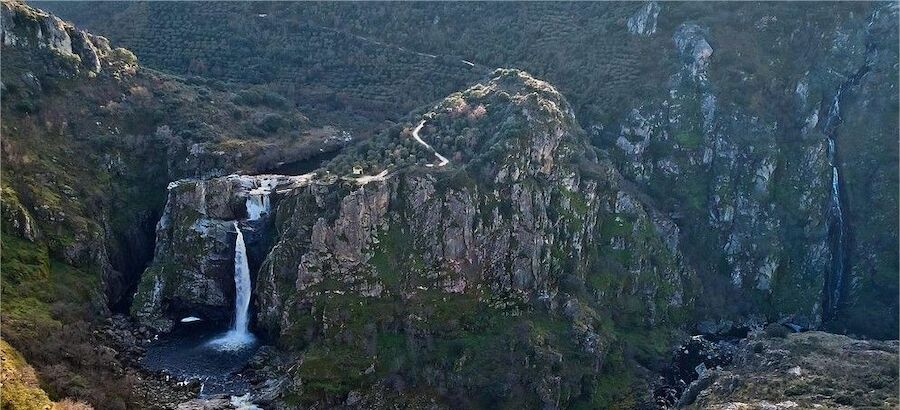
37, 1, 487, 131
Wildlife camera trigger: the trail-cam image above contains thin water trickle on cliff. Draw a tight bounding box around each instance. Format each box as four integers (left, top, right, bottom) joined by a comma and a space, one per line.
827, 138, 846, 317
819, 58, 870, 320
822, 88, 852, 320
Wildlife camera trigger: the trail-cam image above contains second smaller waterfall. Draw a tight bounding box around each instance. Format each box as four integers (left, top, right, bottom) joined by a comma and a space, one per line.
246, 192, 270, 221
246, 178, 278, 221
825, 138, 847, 318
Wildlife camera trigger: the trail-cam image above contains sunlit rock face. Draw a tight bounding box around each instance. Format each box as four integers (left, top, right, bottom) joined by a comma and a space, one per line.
627, 1, 661, 37
254, 70, 696, 343
1, 0, 108, 74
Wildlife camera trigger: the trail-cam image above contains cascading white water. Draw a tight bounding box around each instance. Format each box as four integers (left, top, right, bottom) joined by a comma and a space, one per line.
207, 177, 287, 351
246, 178, 277, 220
208, 222, 255, 350
197, 180, 208, 215
246, 191, 270, 220
232, 223, 252, 334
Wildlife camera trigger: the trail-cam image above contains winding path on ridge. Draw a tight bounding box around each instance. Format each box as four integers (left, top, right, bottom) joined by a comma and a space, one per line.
412, 120, 450, 167
342, 119, 447, 185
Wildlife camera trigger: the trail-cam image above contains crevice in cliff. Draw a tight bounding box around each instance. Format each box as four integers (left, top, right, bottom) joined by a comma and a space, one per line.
108, 207, 164, 314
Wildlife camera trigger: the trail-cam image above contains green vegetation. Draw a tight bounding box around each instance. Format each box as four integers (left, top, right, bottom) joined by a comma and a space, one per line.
286, 288, 605, 407
369, 226, 405, 289
42, 1, 484, 132
1, 340, 56, 410
271, 160, 692, 406
674, 131, 702, 149
0, 230, 131, 407
0, 5, 353, 405
1, 232, 99, 340
3, 1, 897, 408
37, 5, 895, 342
43, 2, 871, 133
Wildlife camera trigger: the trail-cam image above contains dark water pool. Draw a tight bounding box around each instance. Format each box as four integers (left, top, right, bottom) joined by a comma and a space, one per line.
141, 329, 260, 397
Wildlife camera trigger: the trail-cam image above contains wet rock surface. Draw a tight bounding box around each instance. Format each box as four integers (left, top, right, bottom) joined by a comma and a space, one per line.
654, 332, 743, 408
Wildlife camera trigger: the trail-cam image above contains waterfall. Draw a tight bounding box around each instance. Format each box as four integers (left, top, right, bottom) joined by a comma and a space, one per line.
822, 87, 849, 319
246, 178, 277, 220
208, 222, 255, 350
197, 180, 207, 215
830, 164, 845, 297
825, 137, 847, 318
207, 176, 287, 350
246, 191, 270, 220
232, 223, 252, 335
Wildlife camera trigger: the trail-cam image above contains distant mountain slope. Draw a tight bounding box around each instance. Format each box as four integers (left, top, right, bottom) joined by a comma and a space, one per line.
35, 1, 486, 132
36, 1, 899, 338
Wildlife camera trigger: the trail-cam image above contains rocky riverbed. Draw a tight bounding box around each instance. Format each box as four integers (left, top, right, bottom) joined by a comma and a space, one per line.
671, 329, 899, 409
96, 315, 200, 407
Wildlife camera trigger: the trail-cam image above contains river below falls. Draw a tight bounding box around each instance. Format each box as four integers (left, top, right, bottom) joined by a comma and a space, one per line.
141, 328, 261, 397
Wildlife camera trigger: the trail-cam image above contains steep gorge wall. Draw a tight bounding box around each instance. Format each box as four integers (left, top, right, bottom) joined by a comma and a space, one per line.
131, 71, 701, 406
132, 174, 313, 332
599, 3, 899, 336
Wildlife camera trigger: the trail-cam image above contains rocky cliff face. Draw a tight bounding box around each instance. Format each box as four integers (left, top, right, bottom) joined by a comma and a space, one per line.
253, 70, 694, 340
4, 1, 897, 408
132, 174, 313, 332
1, 0, 112, 74
0, 1, 351, 406
607, 19, 830, 327
34, 0, 896, 341
131, 70, 697, 406
599, 3, 899, 335
131, 60, 897, 405
828, 3, 899, 337
2, 0, 347, 316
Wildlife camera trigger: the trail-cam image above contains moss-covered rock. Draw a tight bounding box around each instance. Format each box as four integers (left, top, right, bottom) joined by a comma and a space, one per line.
246, 71, 695, 406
